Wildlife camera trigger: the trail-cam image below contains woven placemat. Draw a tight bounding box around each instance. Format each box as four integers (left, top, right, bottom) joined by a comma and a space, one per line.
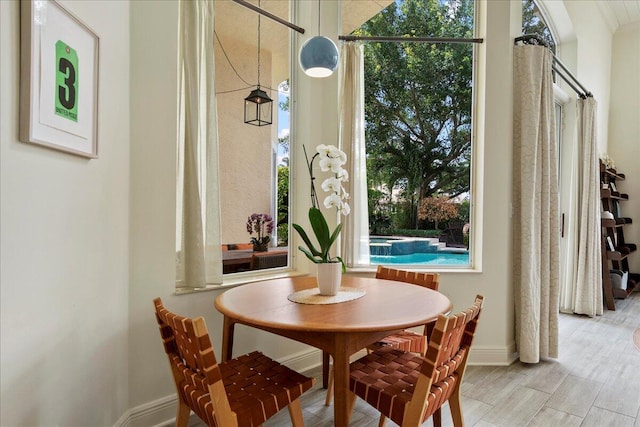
288, 287, 366, 305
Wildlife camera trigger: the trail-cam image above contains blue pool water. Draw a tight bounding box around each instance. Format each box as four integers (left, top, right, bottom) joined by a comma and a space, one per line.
370, 251, 469, 266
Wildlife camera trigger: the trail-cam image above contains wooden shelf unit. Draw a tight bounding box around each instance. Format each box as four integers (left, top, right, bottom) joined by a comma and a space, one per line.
600, 161, 640, 310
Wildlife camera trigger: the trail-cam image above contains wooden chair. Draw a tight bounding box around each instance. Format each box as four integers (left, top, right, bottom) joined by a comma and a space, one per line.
325, 266, 439, 406
370, 266, 440, 355
153, 298, 314, 427
346, 295, 484, 427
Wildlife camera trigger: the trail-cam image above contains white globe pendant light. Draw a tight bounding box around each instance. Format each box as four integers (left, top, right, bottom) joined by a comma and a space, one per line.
299, 0, 339, 78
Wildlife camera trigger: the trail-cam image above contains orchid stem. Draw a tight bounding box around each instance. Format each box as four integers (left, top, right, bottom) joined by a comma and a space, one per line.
303, 145, 320, 209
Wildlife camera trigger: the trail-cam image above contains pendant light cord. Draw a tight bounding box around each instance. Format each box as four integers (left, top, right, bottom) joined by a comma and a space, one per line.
317, 0, 321, 35
257, 0, 261, 87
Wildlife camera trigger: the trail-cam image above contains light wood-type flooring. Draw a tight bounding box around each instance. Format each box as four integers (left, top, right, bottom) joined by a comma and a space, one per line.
191, 291, 640, 426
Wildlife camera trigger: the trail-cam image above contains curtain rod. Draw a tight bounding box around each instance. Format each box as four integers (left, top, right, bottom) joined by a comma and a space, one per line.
514, 34, 592, 99
339, 35, 484, 44
231, 0, 305, 34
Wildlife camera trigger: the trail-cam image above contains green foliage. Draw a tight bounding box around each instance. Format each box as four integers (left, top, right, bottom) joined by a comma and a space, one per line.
386, 228, 442, 238
368, 187, 392, 234
277, 166, 289, 245
390, 200, 414, 230
457, 199, 470, 222
362, 0, 474, 229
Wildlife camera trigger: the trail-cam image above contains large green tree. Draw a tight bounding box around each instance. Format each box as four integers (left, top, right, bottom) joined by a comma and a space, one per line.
361, 0, 474, 228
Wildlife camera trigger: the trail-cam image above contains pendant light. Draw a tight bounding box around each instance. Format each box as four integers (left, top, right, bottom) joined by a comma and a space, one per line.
299, 0, 339, 78
245, 2, 273, 126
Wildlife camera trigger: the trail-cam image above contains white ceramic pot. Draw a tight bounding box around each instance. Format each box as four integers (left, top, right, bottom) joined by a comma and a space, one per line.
316, 262, 342, 296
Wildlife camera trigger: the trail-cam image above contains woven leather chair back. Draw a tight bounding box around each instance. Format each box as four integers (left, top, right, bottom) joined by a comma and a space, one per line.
154, 298, 234, 425
376, 265, 439, 291
410, 294, 483, 424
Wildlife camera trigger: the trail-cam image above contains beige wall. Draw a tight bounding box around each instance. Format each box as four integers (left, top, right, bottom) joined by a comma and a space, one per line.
0, 0, 130, 425
609, 22, 640, 273
563, 1, 613, 154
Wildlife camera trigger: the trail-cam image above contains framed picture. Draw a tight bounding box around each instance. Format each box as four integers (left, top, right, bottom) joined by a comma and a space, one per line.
610, 182, 617, 193
606, 235, 615, 252
20, 0, 99, 158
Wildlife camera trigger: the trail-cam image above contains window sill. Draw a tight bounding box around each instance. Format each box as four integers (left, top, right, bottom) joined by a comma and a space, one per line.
174, 268, 308, 295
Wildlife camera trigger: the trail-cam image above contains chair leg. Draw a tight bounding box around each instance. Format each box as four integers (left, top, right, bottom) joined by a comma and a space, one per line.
325, 365, 334, 406
288, 399, 305, 427
175, 399, 191, 427
346, 390, 358, 424
433, 408, 442, 427
377, 414, 387, 427
449, 387, 464, 427
322, 351, 330, 389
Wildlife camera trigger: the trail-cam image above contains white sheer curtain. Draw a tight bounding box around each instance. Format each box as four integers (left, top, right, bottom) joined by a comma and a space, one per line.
339, 42, 370, 266
513, 45, 559, 363
572, 97, 602, 316
176, 0, 222, 288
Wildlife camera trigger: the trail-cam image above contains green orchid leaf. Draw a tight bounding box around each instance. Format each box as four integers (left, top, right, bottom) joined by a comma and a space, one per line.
335, 256, 346, 273
298, 246, 321, 264
292, 223, 321, 256
328, 222, 343, 248
308, 207, 331, 257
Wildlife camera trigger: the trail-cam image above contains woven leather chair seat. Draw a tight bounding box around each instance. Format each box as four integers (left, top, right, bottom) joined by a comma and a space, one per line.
350, 347, 463, 426
175, 351, 313, 426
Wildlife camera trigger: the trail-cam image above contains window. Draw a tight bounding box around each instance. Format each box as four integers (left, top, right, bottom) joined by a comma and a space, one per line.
344, 0, 476, 268
522, 0, 556, 54
214, 1, 291, 275
176, 1, 293, 290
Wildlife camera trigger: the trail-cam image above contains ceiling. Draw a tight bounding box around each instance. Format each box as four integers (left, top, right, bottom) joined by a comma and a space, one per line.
214, 0, 392, 86
598, 0, 640, 31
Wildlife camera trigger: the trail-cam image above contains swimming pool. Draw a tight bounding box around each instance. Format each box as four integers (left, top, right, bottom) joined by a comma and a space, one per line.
370, 251, 469, 266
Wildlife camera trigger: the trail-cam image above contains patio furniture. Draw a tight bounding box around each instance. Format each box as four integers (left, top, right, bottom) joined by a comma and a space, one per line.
250, 250, 288, 270
153, 298, 314, 427
347, 295, 484, 427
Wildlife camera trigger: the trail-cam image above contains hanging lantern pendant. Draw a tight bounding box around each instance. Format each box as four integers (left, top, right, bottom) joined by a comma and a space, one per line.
244, 86, 273, 126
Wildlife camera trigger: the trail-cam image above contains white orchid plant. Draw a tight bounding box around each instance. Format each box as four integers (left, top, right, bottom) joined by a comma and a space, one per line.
293, 144, 350, 271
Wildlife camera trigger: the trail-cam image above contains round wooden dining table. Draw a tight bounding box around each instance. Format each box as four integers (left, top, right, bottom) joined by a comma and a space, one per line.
214, 275, 452, 427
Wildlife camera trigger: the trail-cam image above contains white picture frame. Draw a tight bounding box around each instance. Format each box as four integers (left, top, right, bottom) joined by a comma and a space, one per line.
20, 0, 99, 158
606, 235, 615, 252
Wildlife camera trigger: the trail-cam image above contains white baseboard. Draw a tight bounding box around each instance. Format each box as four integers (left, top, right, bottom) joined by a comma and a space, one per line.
113, 345, 516, 426
113, 394, 177, 427
468, 343, 518, 365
